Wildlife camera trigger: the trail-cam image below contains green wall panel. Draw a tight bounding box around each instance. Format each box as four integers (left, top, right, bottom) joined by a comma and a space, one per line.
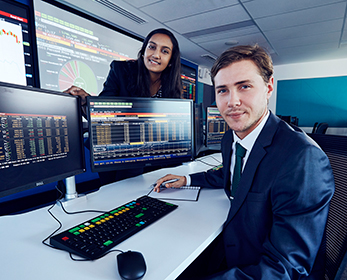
276, 76, 347, 127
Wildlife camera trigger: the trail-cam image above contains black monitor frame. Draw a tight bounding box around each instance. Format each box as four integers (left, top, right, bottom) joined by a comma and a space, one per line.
86, 96, 195, 173
0, 82, 85, 198
193, 103, 204, 157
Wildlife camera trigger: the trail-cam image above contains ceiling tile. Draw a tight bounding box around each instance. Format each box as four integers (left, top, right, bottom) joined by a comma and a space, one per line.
264, 19, 344, 41
123, 0, 164, 8
242, 0, 345, 18
191, 25, 259, 44
164, 4, 251, 33
139, 0, 239, 22
272, 32, 341, 50
277, 42, 339, 56
198, 32, 269, 56
255, 2, 347, 31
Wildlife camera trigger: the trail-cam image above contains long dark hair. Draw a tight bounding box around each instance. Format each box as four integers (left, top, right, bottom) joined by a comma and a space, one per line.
136, 28, 182, 98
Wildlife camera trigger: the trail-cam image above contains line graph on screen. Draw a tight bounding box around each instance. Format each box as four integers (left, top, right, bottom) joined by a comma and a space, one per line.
0, 21, 26, 85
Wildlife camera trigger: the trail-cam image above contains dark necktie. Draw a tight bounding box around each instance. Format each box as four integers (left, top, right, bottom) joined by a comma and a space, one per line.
231, 142, 246, 199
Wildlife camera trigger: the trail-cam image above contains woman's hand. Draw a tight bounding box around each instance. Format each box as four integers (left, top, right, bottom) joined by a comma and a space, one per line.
64, 86, 90, 105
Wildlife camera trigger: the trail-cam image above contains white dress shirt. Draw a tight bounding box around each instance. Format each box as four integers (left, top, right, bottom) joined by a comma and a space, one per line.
230, 110, 270, 183
186, 110, 270, 186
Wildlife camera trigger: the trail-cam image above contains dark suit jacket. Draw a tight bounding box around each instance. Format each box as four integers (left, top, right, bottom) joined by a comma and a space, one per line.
191, 112, 335, 279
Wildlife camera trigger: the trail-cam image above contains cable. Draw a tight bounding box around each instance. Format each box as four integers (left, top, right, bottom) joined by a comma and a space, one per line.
42, 183, 121, 261
57, 199, 106, 215
69, 249, 124, 261
41, 184, 64, 250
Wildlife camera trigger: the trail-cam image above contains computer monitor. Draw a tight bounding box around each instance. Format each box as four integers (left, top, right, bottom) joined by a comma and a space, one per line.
0, 0, 39, 87
87, 96, 194, 172
0, 82, 85, 199
181, 61, 197, 100
193, 103, 204, 157
205, 106, 230, 149
33, 0, 142, 94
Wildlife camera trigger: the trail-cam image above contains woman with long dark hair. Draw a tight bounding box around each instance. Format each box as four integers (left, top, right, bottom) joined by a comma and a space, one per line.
66, 28, 182, 102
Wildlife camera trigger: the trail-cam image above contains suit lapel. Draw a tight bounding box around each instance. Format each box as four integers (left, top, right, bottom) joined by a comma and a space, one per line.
224, 112, 280, 224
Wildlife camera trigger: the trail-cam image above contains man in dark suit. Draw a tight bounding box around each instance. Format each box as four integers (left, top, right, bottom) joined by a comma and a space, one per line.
154, 45, 335, 279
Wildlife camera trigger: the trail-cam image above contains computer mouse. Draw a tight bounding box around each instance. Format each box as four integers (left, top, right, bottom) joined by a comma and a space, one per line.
117, 251, 146, 280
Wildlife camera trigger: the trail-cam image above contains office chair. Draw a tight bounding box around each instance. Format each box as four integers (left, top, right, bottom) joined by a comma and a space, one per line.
315, 122, 329, 134
308, 134, 347, 280
312, 122, 319, 133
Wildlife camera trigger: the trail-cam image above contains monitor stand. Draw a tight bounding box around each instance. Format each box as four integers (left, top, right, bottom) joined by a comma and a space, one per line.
59, 176, 87, 208
65, 176, 78, 200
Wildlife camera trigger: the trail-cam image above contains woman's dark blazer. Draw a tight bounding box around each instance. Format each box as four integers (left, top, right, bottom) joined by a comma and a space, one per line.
99, 60, 139, 97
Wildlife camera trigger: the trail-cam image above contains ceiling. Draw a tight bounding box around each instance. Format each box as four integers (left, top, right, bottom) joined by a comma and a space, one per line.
57, 0, 347, 68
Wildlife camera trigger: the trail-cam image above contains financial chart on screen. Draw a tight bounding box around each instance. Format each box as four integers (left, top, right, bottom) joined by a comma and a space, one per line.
34, 0, 142, 94
87, 97, 194, 172
0, 0, 35, 86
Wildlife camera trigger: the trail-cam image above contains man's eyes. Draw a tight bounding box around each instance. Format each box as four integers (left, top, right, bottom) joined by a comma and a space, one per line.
240, 85, 251, 90
216, 89, 227, 94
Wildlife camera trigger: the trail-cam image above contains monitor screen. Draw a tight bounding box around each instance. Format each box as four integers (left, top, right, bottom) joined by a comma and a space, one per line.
181, 63, 197, 100
33, 0, 142, 94
206, 106, 230, 148
0, 0, 38, 87
87, 96, 194, 172
0, 82, 85, 198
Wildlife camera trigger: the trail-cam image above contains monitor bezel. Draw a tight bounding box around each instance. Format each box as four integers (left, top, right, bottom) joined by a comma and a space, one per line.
86, 96, 195, 173
0, 81, 86, 198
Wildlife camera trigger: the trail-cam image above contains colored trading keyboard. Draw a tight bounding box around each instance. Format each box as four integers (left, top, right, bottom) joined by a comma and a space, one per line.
50, 195, 178, 260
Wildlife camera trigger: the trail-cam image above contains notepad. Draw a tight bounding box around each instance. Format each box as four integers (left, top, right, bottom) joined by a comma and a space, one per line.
148, 186, 201, 201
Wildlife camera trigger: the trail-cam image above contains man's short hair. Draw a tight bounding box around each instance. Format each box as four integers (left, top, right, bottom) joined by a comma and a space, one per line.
210, 44, 274, 85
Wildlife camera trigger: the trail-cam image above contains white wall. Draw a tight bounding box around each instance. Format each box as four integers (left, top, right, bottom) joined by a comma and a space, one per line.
269, 57, 347, 134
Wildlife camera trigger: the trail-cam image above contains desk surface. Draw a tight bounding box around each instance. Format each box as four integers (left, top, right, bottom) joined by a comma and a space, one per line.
0, 153, 229, 280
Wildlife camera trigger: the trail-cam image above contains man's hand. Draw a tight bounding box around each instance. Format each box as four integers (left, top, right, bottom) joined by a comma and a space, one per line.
153, 174, 187, 192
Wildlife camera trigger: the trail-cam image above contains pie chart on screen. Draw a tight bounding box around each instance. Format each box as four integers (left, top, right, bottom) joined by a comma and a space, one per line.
58, 60, 98, 95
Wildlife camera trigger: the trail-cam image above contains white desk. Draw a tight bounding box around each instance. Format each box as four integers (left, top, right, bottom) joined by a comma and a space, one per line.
0, 153, 229, 280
